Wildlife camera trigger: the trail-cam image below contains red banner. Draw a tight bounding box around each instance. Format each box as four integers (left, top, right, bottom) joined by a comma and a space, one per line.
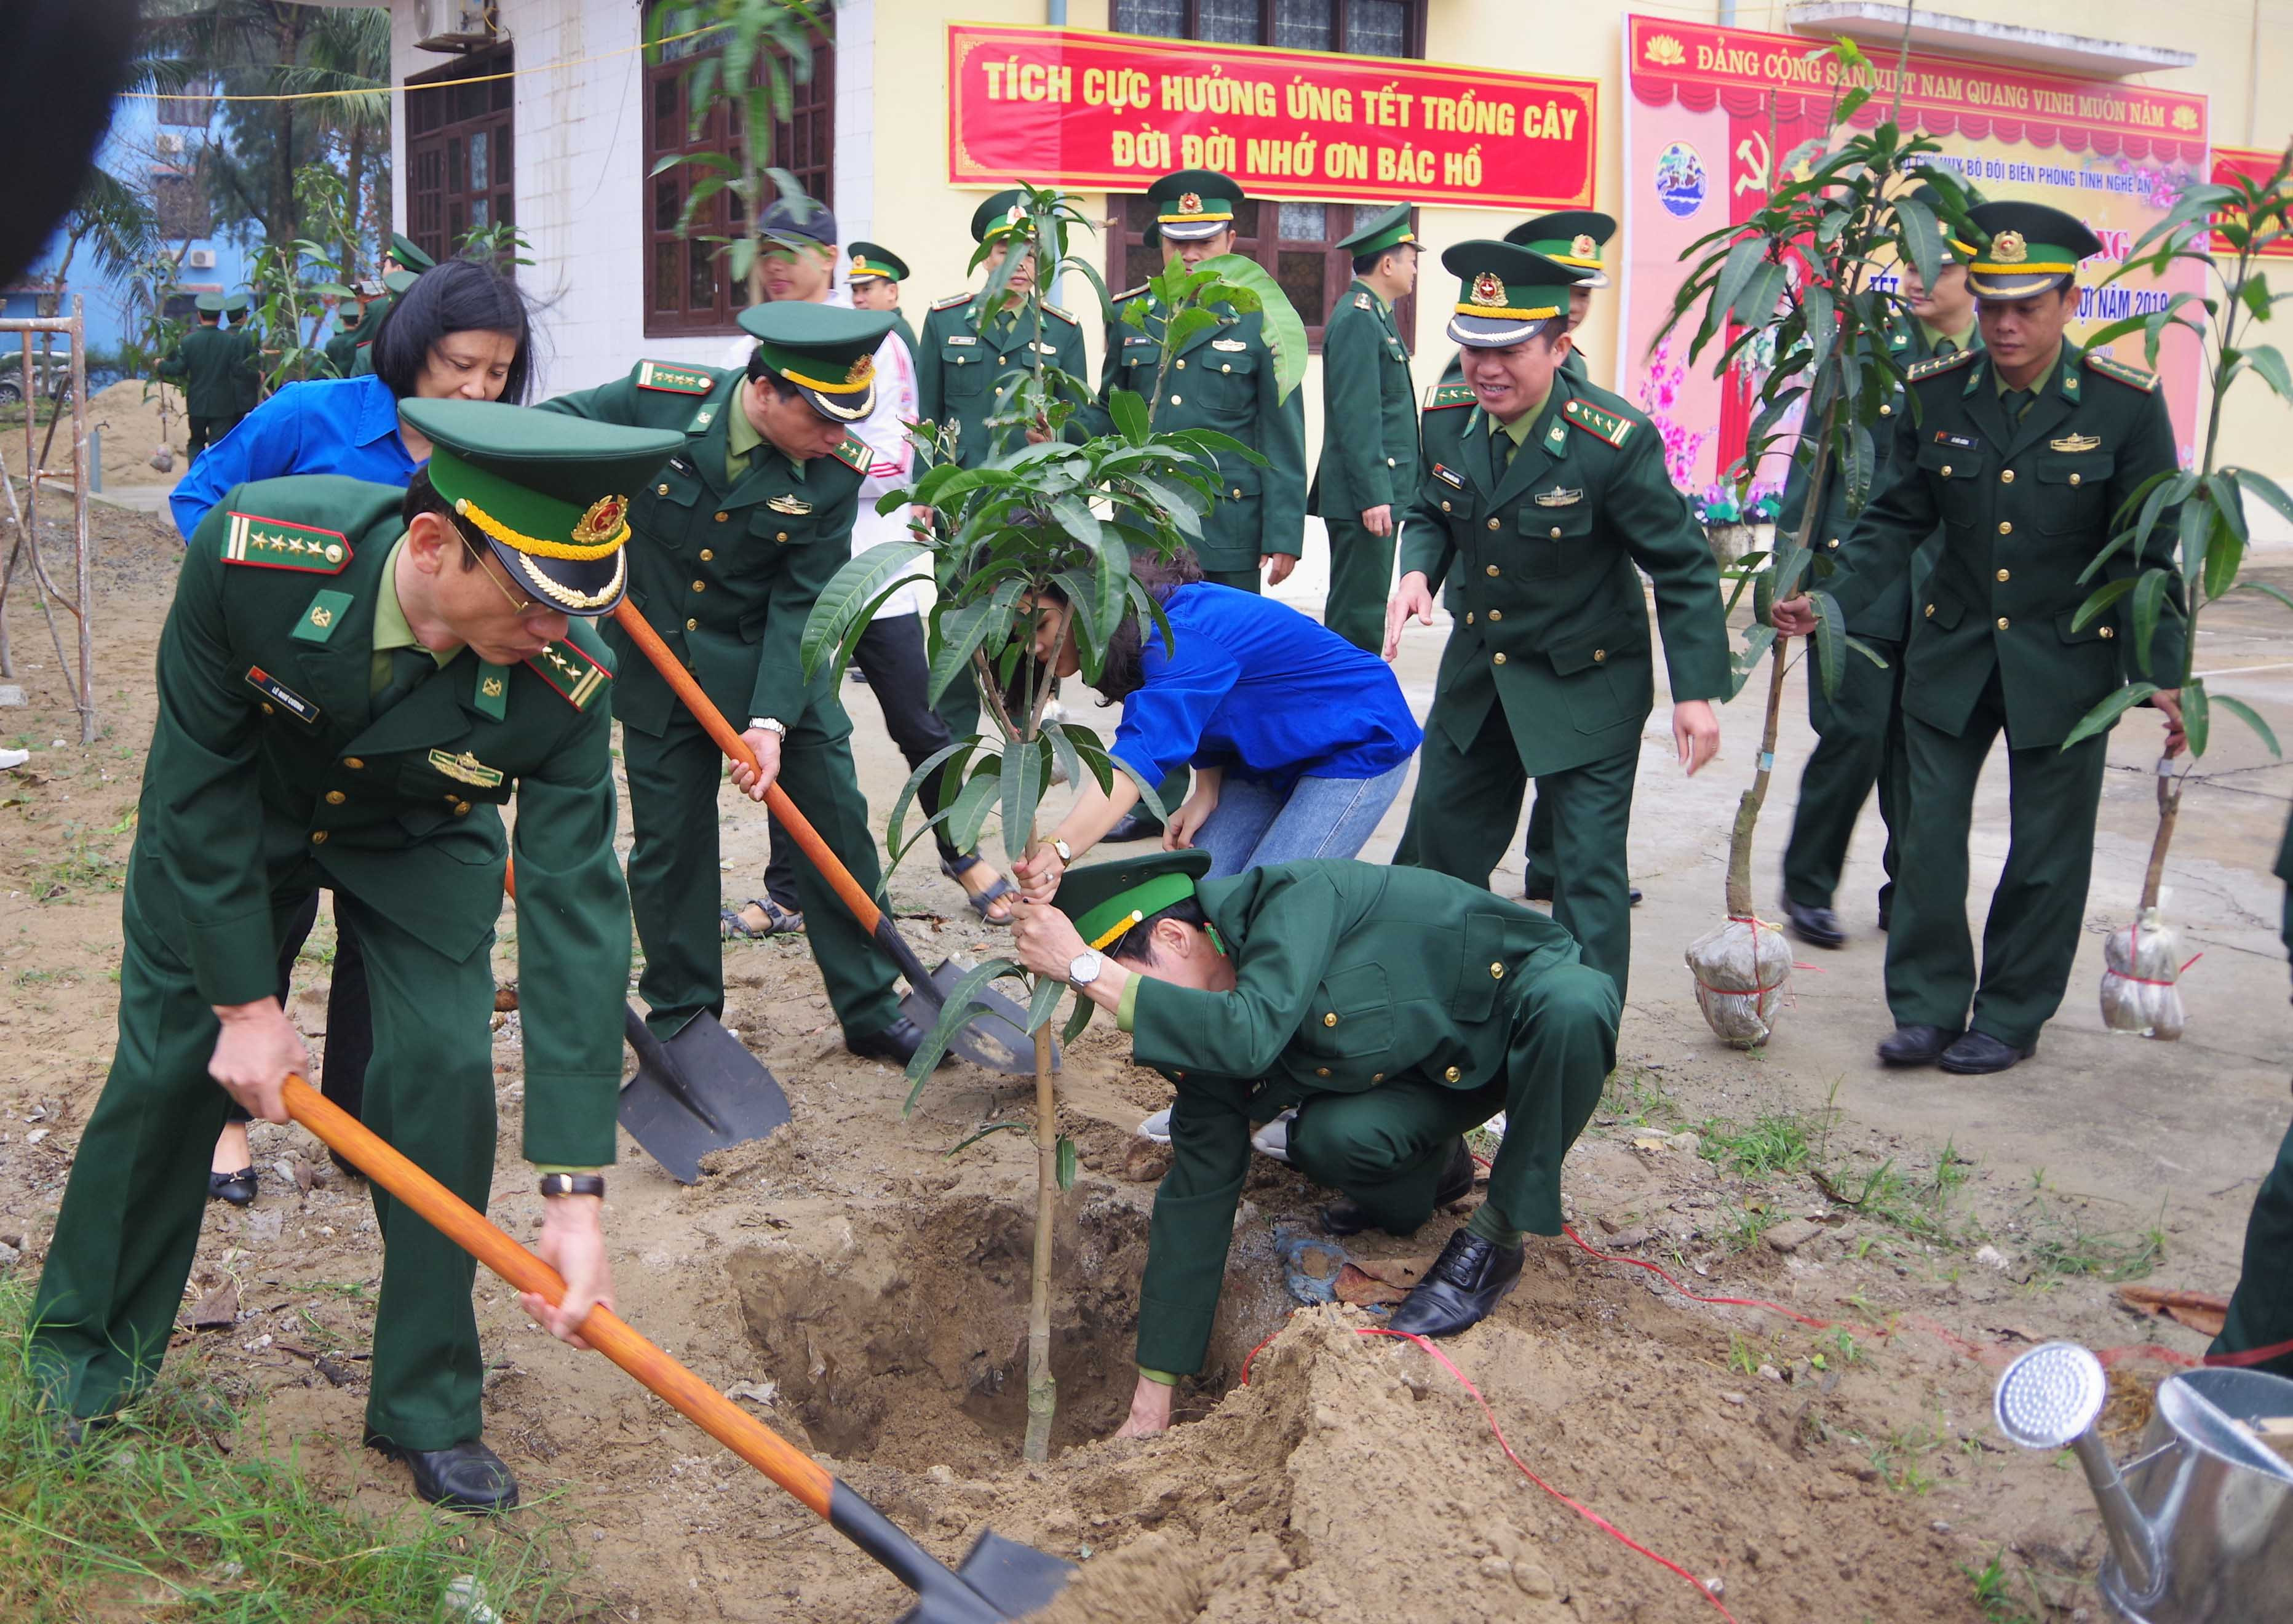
2212, 146, 2293, 260
945, 23, 1597, 211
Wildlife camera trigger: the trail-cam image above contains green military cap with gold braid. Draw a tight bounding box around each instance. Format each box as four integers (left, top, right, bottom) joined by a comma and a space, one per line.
736, 301, 895, 424
1504, 210, 1615, 289
383, 267, 419, 297
1440, 241, 1588, 348
1148, 169, 1244, 242
397, 397, 683, 616
971, 188, 1034, 245
846, 241, 908, 284
1057, 849, 1214, 953
1965, 201, 2100, 299
387, 231, 435, 273
1336, 202, 1416, 260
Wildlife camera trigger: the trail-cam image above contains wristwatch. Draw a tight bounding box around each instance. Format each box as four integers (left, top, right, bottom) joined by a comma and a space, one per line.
747, 717, 787, 739
1050, 837, 1073, 863
538, 1173, 606, 1199
1067, 949, 1105, 990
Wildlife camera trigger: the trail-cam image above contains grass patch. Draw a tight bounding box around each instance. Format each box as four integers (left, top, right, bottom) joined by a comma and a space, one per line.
35, 826, 125, 902
1864, 1421, 1942, 1495
1696, 1112, 1814, 1179
0, 1277, 587, 1620
1600, 1067, 1679, 1127
1963, 1550, 2049, 1624
2024, 1209, 2166, 1283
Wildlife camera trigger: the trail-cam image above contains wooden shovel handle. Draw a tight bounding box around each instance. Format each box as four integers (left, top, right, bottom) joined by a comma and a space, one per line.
610, 600, 886, 933
280, 1075, 834, 1518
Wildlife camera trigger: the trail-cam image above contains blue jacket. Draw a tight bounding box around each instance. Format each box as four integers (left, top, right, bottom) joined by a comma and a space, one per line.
1112, 583, 1422, 790
171, 374, 418, 541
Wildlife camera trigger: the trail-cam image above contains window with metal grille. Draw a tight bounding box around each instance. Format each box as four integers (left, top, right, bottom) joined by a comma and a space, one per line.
642, 10, 835, 338
152, 163, 212, 240
405, 46, 514, 269
156, 78, 215, 128
1106, 1, 1422, 351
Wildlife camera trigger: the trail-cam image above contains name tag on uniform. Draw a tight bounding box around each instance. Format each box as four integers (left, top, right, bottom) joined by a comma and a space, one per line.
2049, 433, 2101, 453
1212, 339, 1248, 352
944, 335, 977, 346
244, 665, 319, 723
668, 457, 694, 476
1432, 464, 1466, 489
1031, 341, 1060, 355
768, 494, 813, 515
1933, 431, 1979, 449
1533, 487, 1584, 507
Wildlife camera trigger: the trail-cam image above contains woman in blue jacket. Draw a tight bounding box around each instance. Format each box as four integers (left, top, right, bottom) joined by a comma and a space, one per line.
1012, 550, 1421, 894
179, 259, 535, 1204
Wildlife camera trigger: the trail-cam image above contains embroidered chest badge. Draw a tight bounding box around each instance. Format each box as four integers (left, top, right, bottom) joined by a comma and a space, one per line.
2049, 434, 2101, 453
766, 494, 813, 515
1533, 487, 1584, 507
428, 748, 505, 789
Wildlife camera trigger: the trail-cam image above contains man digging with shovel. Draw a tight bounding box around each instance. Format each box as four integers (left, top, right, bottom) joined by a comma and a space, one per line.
28, 399, 683, 1511
1009, 851, 1619, 1438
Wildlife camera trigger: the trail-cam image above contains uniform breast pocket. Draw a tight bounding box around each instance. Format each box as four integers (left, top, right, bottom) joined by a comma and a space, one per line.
739, 508, 818, 576
394, 751, 513, 811
633, 459, 707, 546
939, 348, 984, 397
1548, 611, 1643, 734
2032, 452, 2114, 535
1915, 442, 1984, 525
1199, 349, 1258, 415
1519, 503, 1593, 578
1290, 963, 1395, 1085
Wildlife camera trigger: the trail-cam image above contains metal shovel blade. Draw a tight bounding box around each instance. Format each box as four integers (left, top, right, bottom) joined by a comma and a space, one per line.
893, 1528, 1078, 1623
618, 1007, 790, 1184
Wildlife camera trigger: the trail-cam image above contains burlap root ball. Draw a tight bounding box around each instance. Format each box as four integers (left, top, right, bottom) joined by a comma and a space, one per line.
1685, 916, 1793, 1048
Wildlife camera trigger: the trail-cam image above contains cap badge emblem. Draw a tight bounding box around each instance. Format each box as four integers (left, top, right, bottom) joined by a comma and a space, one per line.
1470, 272, 1508, 308
1992, 230, 2028, 264
1571, 233, 1598, 260
844, 353, 876, 388
1177, 192, 1203, 215
571, 495, 627, 546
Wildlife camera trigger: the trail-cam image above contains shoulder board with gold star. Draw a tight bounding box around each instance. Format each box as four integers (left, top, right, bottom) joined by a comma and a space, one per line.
932, 291, 974, 311
1561, 397, 1635, 448
634, 359, 717, 395
523, 635, 611, 711
1905, 348, 1979, 383
1424, 382, 1477, 411
1041, 301, 1079, 327
2084, 351, 2158, 392
1112, 284, 1150, 304
221, 511, 353, 573
831, 437, 870, 473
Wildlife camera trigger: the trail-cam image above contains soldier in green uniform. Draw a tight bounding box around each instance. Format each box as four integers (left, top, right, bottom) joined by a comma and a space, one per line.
1778, 198, 1981, 949
222, 292, 260, 421
1387, 242, 1728, 1006
913, 189, 1092, 742
1009, 851, 1619, 1436
384, 231, 436, 278
538, 304, 934, 1067
1310, 202, 1421, 653
326, 277, 387, 379
159, 293, 247, 457
844, 241, 916, 357
1773, 201, 2187, 1073
30, 397, 678, 1510
2208, 814, 2293, 1379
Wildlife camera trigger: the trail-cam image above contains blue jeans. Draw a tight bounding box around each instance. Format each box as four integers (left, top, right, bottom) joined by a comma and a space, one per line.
1190, 760, 1412, 880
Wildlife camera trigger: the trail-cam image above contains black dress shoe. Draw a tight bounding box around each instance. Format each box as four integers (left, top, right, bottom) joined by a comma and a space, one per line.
365, 1432, 519, 1513
1876, 1024, 1963, 1066
1100, 812, 1160, 843
1782, 896, 1846, 949
1322, 1138, 1476, 1238
844, 1015, 949, 1069
1385, 1229, 1525, 1338
1523, 874, 1642, 906
207, 1168, 258, 1206
1938, 1030, 2036, 1075
1877, 902, 1891, 933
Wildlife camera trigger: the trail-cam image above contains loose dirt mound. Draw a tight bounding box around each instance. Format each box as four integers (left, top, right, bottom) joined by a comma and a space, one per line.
86, 375, 188, 487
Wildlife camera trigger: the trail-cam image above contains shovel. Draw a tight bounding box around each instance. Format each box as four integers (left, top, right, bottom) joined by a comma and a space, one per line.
610, 600, 1049, 1077
283, 1076, 1075, 1622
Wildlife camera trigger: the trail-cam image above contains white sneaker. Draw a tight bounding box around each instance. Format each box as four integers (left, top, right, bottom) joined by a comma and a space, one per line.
1250, 1108, 1297, 1163
1137, 1108, 1172, 1144
0, 747, 26, 771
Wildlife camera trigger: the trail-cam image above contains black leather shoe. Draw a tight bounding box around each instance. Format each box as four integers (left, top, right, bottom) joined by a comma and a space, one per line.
1876, 1024, 1963, 1066
844, 1015, 948, 1069
1100, 812, 1161, 843
1782, 897, 1846, 949
1385, 1230, 1525, 1339
1938, 1030, 2036, 1075
365, 1432, 519, 1513
1876, 902, 1891, 933
1523, 874, 1642, 906
1322, 1138, 1476, 1238
207, 1168, 258, 1206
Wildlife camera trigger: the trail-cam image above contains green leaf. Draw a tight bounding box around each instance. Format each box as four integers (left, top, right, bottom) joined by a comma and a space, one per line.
999, 725, 1044, 866
2183, 677, 2210, 758
2203, 507, 2245, 603
2061, 683, 2159, 750
2131, 567, 2172, 677
1161, 306, 1223, 357
1056, 1136, 1078, 1192
2209, 693, 2281, 757
1193, 253, 1310, 402
1109, 387, 1151, 444
1025, 971, 1066, 1033
1712, 239, 1768, 334
884, 740, 974, 862
2235, 467, 2293, 533
947, 767, 1002, 854
1060, 988, 1096, 1045
1891, 192, 1943, 298
1732, 261, 1788, 329
2231, 578, 2293, 615
2245, 342, 2293, 402
945, 1121, 1026, 1157
800, 541, 926, 679
2070, 576, 2137, 631
904, 957, 1024, 1105
1842, 633, 1890, 669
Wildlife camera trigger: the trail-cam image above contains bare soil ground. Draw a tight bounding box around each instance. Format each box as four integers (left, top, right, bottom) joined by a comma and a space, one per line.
3, 507, 2285, 1622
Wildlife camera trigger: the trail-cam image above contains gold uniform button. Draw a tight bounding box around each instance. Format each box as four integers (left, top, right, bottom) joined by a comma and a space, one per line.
693, 579, 708, 592
324, 790, 346, 806
656, 483, 670, 496
1485, 564, 1500, 577
1316, 1067, 1331, 1077
1493, 652, 1507, 666
2000, 470, 2015, 485
1925, 603, 1936, 618
1221, 364, 1233, 373
1996, 568, 2011, 582
1487, 518, 1501, 531
2099, 625, 2116, 639
1386, 456, 1396, 467
1231, 487, 1243, 499
1593, 648, 1607, 662
2068, 472, 2083, 487
1175, 359, 1186, 370
1488, 609, 1503, 622
686, 618, 699, 631
699, 548, 715, 562
1465, 611, 1475, 624
1549, 526, 1562, 539
309, 830, 327, 845
1826, 537, 1840, 550
1441, 500, 1453, 512
261, 702, 275, 715
453, 801, 472, 817
1322, 1012, 1338, 1027
1445, 1065, 1461, 1082
1998, 520, 2013, 535
713, 511, 729, 522
1169, 394, 1183, 406
1490, 962, 1505, 979
1372, 1072, 1385, 1083
1996, 616, 2010, 630
343, 757, 364, 770
1879, 403, 1893, 416
1940, 464, 1953, 477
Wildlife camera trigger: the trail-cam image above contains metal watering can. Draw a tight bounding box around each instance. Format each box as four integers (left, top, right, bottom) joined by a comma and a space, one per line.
1993, 1342, 2293, 1622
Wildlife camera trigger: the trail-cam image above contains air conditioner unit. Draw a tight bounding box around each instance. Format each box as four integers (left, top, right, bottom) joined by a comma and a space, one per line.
155, 132, 186, 157
414, 0, 498, 53
186, 249, 217, 269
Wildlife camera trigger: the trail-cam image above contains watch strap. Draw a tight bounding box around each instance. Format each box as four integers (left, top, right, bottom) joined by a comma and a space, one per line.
538, 1172, 606, 1199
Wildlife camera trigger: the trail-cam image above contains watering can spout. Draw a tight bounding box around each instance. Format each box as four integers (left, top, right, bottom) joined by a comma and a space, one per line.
1993, 1342, 2161, 1598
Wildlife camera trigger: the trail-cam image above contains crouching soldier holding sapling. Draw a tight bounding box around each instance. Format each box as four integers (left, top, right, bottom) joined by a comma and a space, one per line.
1010, 852, 1619, 1438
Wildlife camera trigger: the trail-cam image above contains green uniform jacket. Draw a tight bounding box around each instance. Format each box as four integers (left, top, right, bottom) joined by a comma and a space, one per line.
912, 292, 1089, 469
1083, 287, 1308, 571
159, 325, 248, 420
230, 328, 261, 416
1828, 343, 2186, 748
1309, 280, 1419, 521
325, 295, 388, 379
1399, 372, 1731, 778
1776, 324, 1974, 641
161, 477, 631, 1164
539, 362, 872, 738
1127, 861, 1588, 1374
